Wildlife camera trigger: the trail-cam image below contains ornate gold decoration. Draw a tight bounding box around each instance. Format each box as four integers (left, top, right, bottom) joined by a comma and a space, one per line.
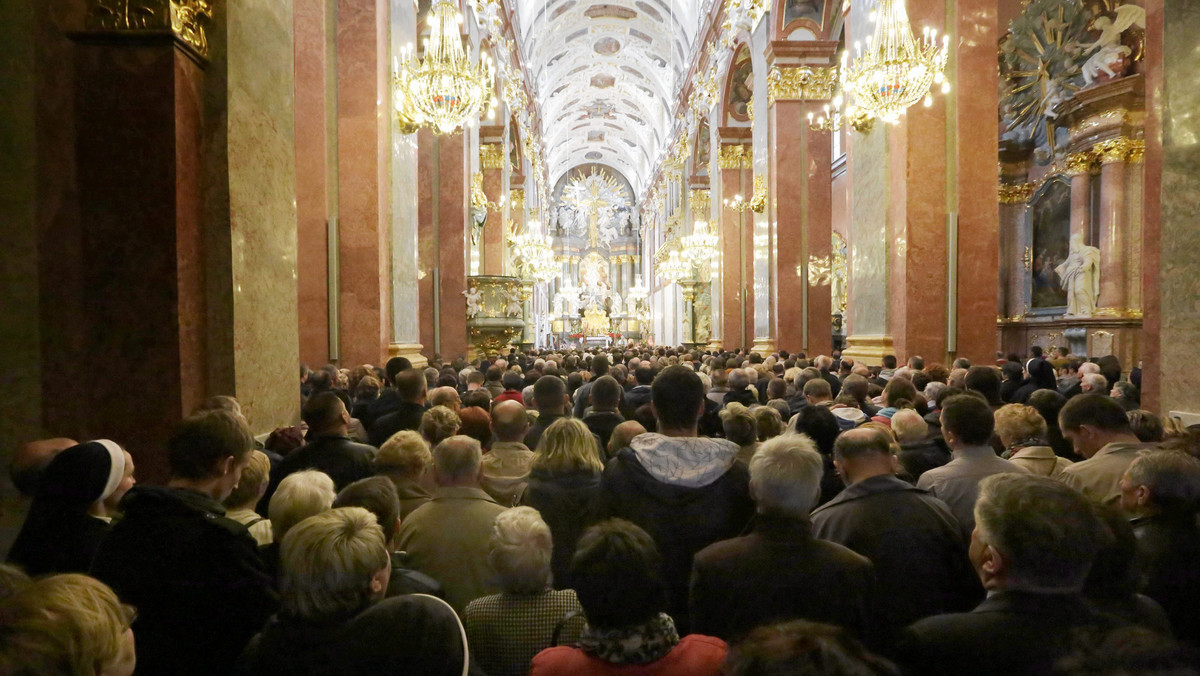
999, 182, 1037, 204
748, 175, 767, 214
767, 65, 838, 103
480, 143, 506, 169
746, 98, 754, 122
843, 0, 950, 124
1093, 137, 1144, 164
1069, 108, 1128, 138
397, 0, 495, 134
718, 144, 753, 170
470, 173, 496, 212
1065, 151, 1097, 176
689, 189, 711, 214
84, 0, 213, 60
509, 189, 525, 212
1022, 246, 1033, 271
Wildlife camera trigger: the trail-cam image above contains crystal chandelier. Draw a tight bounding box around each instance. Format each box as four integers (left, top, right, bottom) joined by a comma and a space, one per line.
398, 0, 496, 135
681, 218, 719, 265
627, 275, 648, 303
658, 250, 692, 284
843, 0, 949, 124
512, 219, 558, 284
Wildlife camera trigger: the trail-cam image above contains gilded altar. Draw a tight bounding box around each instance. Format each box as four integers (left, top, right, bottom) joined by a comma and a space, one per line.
464, 276, 527, 358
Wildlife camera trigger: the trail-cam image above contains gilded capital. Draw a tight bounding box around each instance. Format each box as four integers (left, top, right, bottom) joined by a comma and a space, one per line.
480, 143, 506, 170
1093, 137, 1144, 164
85, 0, 213, 61
998, 182, 1036, 204
767, 65, 838, 103
689, 189, 711, 214
718, 144, 753, 170
1064, 152, 1096, 176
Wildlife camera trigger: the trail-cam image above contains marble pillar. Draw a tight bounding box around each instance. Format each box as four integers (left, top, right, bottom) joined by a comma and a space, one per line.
767, 44, 836, 357
1069, 171, 1092, 241
1146, 0, 1200, 413
1097, 159, 1127, 312
294, 0, 333, 367
417, 131, 469, 360
336, 0, 391, 367
480, 133, 505, 276
718, 133, 752, 350
388, 0, 425, 367
750, 20, 774, 355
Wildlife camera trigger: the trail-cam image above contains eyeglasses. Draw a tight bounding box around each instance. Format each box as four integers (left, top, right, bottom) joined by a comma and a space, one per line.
121, 604, 138, 629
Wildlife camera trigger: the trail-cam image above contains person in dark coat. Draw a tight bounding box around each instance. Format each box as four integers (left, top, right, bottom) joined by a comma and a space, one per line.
812, 428, 982, 644
581, 376, 625, 451
369, 370, 429, 448
280, 392, 376, 491
7, 440, 135, 576
520, 423, 605, 588
622, 366, 655, 417
1120, 450, 1200, 647
526, 375, 572, 450
234, 507, 471, 676
1011, 358, 1057, 404
359, 357, 412, 430
723, 369, 758, 407
593, 366, 755, 633
690, 433, 874, 643
897, 474, 1120, 675
91, 410, 279, 676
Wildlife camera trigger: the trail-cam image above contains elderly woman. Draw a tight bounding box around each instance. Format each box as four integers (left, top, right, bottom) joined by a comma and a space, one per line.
261, 470, 337, 581
993, 404, 1074, 480
7, 440, 135, 576
531, 519, 727, 676
521, 418, 605, 588
720, 403, 759, 464
753, 406, 784, 443
464, 507, 585, 676
0, 574, 137, 675
421, 405, 462, 447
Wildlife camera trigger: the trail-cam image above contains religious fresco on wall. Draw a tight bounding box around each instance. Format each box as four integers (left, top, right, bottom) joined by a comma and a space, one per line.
783, 0, 824, 29
727, 47, 752, 121
696, 123, 710, 176
1029, 179, 1071, 309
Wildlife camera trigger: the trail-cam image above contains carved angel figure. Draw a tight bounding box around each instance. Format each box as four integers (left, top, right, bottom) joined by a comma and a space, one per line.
1055, 234, 1101, 317
610, 292, 623, 315
1080, 4, 1145, 85
464, 285, 483, 318
504, 289, 524, 318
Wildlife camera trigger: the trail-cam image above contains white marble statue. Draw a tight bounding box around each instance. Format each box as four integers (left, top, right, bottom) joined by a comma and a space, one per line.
610, 292, 623, 315
1081, 5, 1145, 85
1055, 234, 1101, 317
626, 295, 638, 315
464, 285, 483, 318
504, 289, 524, 318
554, 294, 566, 316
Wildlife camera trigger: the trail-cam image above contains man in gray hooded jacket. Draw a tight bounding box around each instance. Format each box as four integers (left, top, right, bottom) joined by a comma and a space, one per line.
594, 365, 754, 634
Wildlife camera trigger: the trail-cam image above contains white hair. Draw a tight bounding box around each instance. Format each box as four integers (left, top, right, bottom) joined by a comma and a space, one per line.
784, 367, 802, 384
697, 373, 712, 392
280, 506, 389, 619
433, 435, 483, 483
891, 409, 929, 443
924, 382, 947, 408
1078, 361, 1101, 376
489, 506, 553, 594
1081, 373, 1107, 391
748, 433, 825, 517
270, 470, 337, 541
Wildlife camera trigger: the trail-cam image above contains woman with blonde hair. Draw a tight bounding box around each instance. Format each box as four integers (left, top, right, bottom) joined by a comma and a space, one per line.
0, 573, 137, 676
464, 507, 585, 676
993, 404, 1075, 480
421, 406, 462, 447
521, 418, 605, 588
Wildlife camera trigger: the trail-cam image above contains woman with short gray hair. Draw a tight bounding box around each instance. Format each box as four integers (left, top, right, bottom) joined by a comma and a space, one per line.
463, 507, 584, 676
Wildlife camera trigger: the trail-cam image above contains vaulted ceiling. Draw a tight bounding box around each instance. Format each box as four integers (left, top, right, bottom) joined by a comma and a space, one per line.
514, 0, 705, 195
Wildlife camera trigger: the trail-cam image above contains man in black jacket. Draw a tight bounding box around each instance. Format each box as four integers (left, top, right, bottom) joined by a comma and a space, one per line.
525, 375, 571, 450
812, 427, 980, 643
897, 473, 1120, 675
690, 434, 873, 642
595, 366, 754, 633
91, 410, 278, 676
281, 392, 376, 490
369, 370, 428, 447
622, 366, 655, 416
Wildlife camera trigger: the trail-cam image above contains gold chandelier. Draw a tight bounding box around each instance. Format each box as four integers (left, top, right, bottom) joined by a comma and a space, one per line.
843, 0, 949, 124
658, 250, 692, 284
681, 218, 718, 266
511, 219, 558, 284
397, 0, 496, 135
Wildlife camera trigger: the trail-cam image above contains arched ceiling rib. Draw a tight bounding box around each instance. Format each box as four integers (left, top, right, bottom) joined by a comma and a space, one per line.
515, 0, 701, 194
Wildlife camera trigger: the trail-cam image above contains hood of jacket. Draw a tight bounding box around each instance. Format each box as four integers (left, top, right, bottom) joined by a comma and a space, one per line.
629, 433, 740, 488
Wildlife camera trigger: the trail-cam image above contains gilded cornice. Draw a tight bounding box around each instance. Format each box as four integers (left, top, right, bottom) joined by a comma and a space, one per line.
1094, 137, 1144, 164
84, 0, 213, 61
998, 182, 1037, 204
766, 65, 838, 103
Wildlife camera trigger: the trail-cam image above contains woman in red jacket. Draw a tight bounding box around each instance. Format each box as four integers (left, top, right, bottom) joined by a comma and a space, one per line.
530, 519, 727, 676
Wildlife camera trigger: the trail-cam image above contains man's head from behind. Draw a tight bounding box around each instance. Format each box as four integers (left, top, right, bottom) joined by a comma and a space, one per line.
1059, 394, 1134, 459
333, 476, 402, 549
634, 366, 655, 386
533, 375, 567, 415
965, 366, 1003, 404
590, 375, 622, 411
748, 434, 824, 519
940, 394, 995, 448
395, 369, 427, 404
833, 427, 897, 485
280, 507, 390, 621
971, 474, 1104, 593
652, 366, 705, 434
432, 435, 483, 487
891, 409, 929, 444
302, 392, 349, 436
428, 386, 461, 411
168, 410, 255, 500
491, 400, 529, 443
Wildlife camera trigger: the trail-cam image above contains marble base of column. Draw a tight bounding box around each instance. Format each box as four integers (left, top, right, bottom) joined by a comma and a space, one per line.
841, 335, 896, 367
388, 342, 429, 369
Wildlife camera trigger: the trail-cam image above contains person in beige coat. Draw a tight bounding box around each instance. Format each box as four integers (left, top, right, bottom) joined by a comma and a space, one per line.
396, 435, 507, 614
994, 404, 1078, 487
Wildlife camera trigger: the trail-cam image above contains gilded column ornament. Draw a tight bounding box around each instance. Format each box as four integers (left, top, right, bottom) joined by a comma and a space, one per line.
748, 175, 767, 214
998, 182, 1037, 204
509, 189, 525, 211
1093, 137, 1144, 164
480, 143, 506, 169
718, 145, 753, 170
85, 0, 213, 61
689, 189, 711, 214
1064, 151, 1096, 176
470, 173, 495, 212
766, 65, 838, 103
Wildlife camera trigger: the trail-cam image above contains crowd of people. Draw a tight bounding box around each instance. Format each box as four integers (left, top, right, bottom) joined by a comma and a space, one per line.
4, 345, 1200, 675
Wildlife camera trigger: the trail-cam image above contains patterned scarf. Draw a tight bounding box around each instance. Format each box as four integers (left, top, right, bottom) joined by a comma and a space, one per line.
1003, 436, 1044, 458
577, 613, 680, 664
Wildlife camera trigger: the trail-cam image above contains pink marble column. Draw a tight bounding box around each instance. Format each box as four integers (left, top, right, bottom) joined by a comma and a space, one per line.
480, 127, 505, 276
1070, 172, 1092, 241
417, 128, 436, 357
1097, 159, 1127, 311
719, 160, 745, 348
336, 0, 391, 367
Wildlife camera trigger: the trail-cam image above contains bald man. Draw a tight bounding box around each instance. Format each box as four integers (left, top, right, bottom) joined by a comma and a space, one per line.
480, 401, 536, 506
10, 437, 78, 496
606, 421, 646, 460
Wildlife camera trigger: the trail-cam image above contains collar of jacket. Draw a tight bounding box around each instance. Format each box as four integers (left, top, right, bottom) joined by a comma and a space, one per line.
753, 513, 814, 541
813, 474, 924, 513
490, 441, 532, 457
952, 445, 1000, 460
431, 486, 498, 503
973, 589, 1089, 615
